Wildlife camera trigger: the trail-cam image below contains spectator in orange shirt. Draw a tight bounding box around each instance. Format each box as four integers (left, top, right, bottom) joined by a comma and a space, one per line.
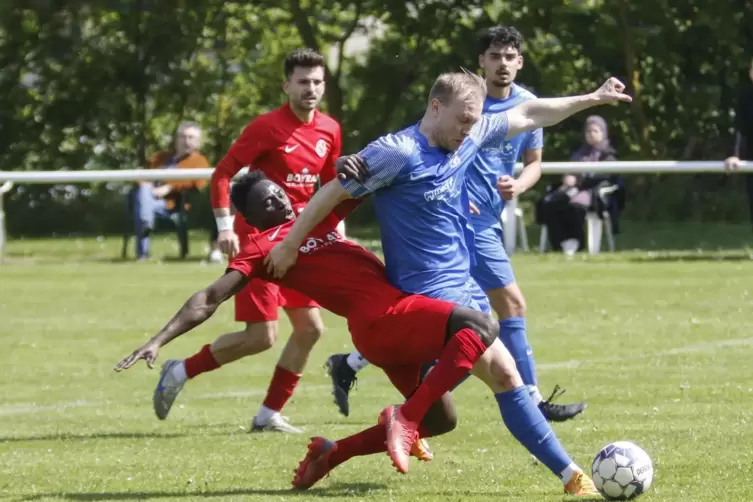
132, 121, 209, 260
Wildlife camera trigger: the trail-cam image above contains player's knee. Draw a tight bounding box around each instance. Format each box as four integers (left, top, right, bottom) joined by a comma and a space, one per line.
242, 322, 277, 353
489, 349, 521, 392
489, 285, 527, 319
290, 321, 324, 349
465, 314, 498, 348
450, 308, 499, 348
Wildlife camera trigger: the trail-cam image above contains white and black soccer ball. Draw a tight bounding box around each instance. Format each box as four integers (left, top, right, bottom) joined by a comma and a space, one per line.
591, 441, 654, 500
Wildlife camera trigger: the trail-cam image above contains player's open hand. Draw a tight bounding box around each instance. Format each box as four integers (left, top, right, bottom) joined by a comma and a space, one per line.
264, 242, 298, 279
114, 340, 160, 372
593, 77, 632, 104
336, 154, 369, 182
217, 229, 240, 258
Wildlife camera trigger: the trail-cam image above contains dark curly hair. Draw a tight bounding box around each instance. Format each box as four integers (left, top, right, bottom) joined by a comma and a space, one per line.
477, 26, 524, 55
284, 48, 325, 78
230, 171, 267, 219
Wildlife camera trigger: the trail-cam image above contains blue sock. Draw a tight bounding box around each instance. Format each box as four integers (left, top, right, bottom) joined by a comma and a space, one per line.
496, 386, 572, 477
499, 317, 537, 387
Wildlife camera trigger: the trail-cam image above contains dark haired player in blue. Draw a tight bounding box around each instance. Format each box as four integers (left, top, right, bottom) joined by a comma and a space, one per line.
266, 70, 631, 495
467, 26, 586, 421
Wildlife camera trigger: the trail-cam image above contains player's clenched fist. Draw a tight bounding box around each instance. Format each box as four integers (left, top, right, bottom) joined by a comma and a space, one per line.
593, 77, 632, 104
217, 229, 240, 258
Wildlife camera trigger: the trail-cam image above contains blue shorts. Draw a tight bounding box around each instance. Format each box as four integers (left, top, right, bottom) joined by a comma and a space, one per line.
470, 224, 516, 292
423, 279, 491, 314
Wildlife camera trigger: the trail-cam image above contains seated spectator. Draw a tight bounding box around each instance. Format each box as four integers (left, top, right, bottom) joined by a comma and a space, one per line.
131, 121, 209, 260
535, 115, 625, 254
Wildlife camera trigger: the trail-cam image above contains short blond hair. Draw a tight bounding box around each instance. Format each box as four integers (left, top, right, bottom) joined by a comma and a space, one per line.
428, 70, 487, 105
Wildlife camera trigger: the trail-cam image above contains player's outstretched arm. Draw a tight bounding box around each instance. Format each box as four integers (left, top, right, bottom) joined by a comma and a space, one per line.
505, 77, 631, 138
265, 180, 353, 278
114, 271, 247, 371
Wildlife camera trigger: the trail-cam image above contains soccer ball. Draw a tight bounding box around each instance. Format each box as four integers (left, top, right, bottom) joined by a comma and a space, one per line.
591, 441, 654, 500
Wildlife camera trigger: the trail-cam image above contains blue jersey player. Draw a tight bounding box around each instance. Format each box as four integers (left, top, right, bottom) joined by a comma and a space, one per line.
466, 27, 586, 421
267, 71, 631, 494
324, 27, 585, 426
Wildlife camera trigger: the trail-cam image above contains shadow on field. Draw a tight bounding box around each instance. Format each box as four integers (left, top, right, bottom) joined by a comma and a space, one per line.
18, 482, 388, 500
628, 253, 753, 264
103, 256, 213, 265
0, 431, 192, 443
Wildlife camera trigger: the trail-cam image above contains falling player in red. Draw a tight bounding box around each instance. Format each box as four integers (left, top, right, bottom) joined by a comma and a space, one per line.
114, 173, 598, 496
148, 49, 341, 432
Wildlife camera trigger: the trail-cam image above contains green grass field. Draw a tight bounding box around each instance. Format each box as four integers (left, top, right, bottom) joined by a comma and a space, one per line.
1, 229, 753, 501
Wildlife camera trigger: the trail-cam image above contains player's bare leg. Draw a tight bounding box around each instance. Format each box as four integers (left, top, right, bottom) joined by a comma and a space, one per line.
210, 321, 278, 364
152, 321, 277, 420
469, 339, 598, 496
487, 283, 586, 422
293, 393, 456, 490
251, 307, 324, 433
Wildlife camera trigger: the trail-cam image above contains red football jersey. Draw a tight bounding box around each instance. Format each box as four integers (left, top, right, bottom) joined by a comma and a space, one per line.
227, 202, 404, 326
211, 103, 341, 236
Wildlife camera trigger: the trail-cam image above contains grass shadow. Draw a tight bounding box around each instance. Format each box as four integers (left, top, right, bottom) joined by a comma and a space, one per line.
628, 252, 753, 263
17, 482, 387, 501
0, 431, 191, 443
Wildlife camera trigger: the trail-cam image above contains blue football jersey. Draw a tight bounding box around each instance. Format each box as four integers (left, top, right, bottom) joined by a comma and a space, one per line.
341, 115, 509, 296
466, 83, 543, 228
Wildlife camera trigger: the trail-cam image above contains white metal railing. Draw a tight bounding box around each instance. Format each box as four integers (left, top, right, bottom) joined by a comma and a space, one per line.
0, 160, 751, 184
0, 161, 751, 257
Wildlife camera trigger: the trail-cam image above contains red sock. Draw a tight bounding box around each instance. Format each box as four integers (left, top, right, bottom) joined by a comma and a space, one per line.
400, 328, 487, 424
262, 365, 301, 412
184, 344, 220, 379
330, 423, 387, 468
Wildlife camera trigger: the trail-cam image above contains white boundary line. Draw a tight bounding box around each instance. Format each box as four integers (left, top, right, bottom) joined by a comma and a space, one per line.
2, 336, 752, 417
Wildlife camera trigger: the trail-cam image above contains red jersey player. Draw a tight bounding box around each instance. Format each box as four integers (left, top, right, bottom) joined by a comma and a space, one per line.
147, 49, 342, 433
114, 173, 598, 496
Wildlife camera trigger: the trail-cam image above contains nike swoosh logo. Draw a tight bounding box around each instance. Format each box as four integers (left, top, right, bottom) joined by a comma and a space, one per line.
409, 172, 433, 181
268, 226, 282, 241
538, 430, 552, 444
284, 145, 298, 153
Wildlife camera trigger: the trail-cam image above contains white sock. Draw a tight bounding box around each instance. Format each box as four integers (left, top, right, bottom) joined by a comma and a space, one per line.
255, 405, 277, 425
346, 351, 370, 372
528, 385, 543, 406
171, 361, 188, 384
559, 463, 581, 484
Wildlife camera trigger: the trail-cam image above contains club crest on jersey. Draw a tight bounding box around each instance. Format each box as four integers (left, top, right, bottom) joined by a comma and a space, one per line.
315, 139, 328, 158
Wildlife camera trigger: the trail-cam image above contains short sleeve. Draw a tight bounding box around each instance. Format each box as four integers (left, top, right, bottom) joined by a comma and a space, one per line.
226, 241, 264, 278
340, 134, 413, 198
470, 113, 509, 145
525, 128, 544, 150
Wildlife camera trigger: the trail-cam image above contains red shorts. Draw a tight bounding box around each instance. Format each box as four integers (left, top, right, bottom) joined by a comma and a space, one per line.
234, 278, 318, 323
350, 295, 456, 397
